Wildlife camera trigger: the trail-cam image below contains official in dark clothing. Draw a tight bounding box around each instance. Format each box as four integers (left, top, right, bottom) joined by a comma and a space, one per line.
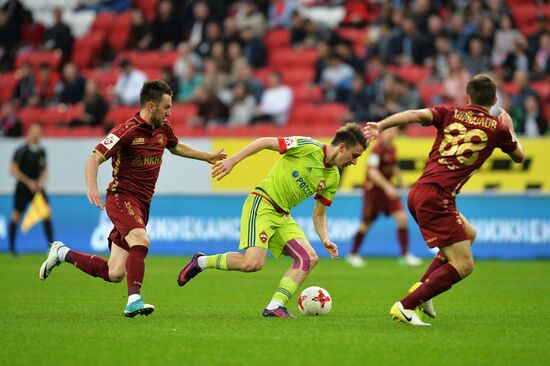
9, 123, 53, 254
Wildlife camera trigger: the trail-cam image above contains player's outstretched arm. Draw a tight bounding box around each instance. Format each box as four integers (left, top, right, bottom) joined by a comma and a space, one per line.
363, 109, 433, 142
85, 151, 106, 209
169, 142, 227, 164
498, 108, 525, 163
312, 200, 339, 259
212, 137, 279, 181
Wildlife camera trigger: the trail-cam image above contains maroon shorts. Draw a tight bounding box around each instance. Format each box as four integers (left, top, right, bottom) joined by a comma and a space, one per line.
361, 187, 404, 222
407, 183, 469, 248
105, 192, 149, 251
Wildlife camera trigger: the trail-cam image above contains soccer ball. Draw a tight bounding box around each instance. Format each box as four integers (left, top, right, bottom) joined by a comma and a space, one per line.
297, 286, 332, 316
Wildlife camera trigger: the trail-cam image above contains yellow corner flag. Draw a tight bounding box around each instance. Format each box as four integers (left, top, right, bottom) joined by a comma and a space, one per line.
21, 192, 51, 233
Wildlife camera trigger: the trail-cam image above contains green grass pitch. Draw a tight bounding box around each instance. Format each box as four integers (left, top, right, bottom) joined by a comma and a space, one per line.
1, 254, 549, 366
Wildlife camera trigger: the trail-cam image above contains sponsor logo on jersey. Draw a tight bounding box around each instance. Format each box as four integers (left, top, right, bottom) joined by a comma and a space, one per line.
284, 137, 297, 149
132, 137, 145, 145
316, 179, 326, 193
131, 155, 163, 165
291, 171, 314, 196
101, 133, 119, 150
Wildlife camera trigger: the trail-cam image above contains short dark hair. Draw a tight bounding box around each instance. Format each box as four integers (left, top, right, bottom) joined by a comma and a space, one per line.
466, 74, 497, 107
140, 80, 173, 107
331, 123, 368, 150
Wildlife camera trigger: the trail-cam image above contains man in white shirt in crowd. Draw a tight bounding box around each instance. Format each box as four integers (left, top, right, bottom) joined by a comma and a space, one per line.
113, 59, 148, 106
252, 70, 293, 126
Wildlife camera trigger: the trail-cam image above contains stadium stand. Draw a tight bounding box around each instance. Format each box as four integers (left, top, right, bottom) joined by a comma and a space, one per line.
0, 0, 548, 138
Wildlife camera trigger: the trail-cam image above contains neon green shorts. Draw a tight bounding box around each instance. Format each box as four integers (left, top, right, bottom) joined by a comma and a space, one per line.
239, 192, 306, 258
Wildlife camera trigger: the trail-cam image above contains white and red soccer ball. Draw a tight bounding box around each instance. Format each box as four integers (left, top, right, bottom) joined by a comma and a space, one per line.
298, 286, 332, 316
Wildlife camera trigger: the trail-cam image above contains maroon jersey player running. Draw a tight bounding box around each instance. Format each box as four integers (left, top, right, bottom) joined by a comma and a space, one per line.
364, 75, 525, 326
347, 127, 422, 268
39, 80, 226, 317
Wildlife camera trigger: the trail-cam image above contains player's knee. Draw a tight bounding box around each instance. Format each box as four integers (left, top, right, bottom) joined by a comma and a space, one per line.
463, 258, 475, 276
308, 252, 319, 270
108, 269, 125, 282
242, 260, 263, 272
469, 228, 477, 242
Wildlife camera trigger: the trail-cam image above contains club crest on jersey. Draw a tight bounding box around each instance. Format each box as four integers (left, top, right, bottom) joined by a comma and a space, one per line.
132, 137, 145, 145
316, 179, 327, 193
259, 231, 268, 243
157, 134, 164, 146
101, 133, 119, 150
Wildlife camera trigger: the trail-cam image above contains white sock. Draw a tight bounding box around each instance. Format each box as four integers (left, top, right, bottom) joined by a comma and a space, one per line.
57, 246, 70, 262
127, 294, 141, 305
197, 256, 207, 270
266, 300, 284, 311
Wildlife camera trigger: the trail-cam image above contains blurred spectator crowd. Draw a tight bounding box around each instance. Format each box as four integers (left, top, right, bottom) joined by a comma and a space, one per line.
0, 0, 549, 138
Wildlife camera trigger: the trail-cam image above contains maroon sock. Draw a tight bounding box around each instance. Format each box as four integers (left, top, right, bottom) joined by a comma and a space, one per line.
401, 263, 461, 310
351, 230, 365, 255
420, 250, 448, 282
65, 250, 110, 281
126, 245, 148, 296
397, 228, 408, 256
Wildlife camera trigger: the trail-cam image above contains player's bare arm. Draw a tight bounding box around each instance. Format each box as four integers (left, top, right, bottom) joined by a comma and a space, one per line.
85, 150, 106, 210
168, 142, 227, 164
498, 108, 525, 163
212, 137, 280, 181
312, 200, 338, 259
9, 161, 38, 192
363, 109, 433, 142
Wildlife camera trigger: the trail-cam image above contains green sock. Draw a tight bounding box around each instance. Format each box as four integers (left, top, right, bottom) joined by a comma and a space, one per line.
271, 277, 299, 306
205, 253, 229, 271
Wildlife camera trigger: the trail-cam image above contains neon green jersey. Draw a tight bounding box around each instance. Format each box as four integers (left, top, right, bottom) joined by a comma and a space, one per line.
257, 137, 340, 212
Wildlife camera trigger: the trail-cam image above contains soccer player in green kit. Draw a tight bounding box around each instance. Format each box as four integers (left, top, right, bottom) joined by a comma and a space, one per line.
177, 123, 367, 317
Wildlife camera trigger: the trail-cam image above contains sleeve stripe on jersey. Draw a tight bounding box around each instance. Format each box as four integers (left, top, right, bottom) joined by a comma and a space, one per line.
314, 194, 333, 206
297, 140, 323, 148
277, 137, 287, 154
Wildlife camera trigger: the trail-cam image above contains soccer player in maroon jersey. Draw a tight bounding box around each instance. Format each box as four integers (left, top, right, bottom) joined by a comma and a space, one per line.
364, 75, 525, 326
347, 127, 422, 268
39, 80, 226, 317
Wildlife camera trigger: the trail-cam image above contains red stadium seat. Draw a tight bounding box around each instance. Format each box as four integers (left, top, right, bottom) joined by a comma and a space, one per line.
108, 11, 133, 52
292, 85, 323, 103
90, 12, 115, 36
289, 103, 317, 126
104, 106, 136, 125
336, 27, 367, 44
532, 80, 550, 101
0, 72, 17, 103
387, 65, 432, 85
170, 103, 198, 125
265, 29, 291, 50
114, 51, 178, 70
417, 82, 444, 106
269, 48, 319, 68
282, 67, 315, 87
15, 51, 62, 72
317, 103, 347, 125
133, 0, 157, 21
17, 107, 44, 128
72, 32, 105, 68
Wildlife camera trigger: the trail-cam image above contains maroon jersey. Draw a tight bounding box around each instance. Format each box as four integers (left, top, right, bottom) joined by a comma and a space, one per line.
365, 142, 397, 190
417, 105, 517, 195
94, 113, 178, 204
